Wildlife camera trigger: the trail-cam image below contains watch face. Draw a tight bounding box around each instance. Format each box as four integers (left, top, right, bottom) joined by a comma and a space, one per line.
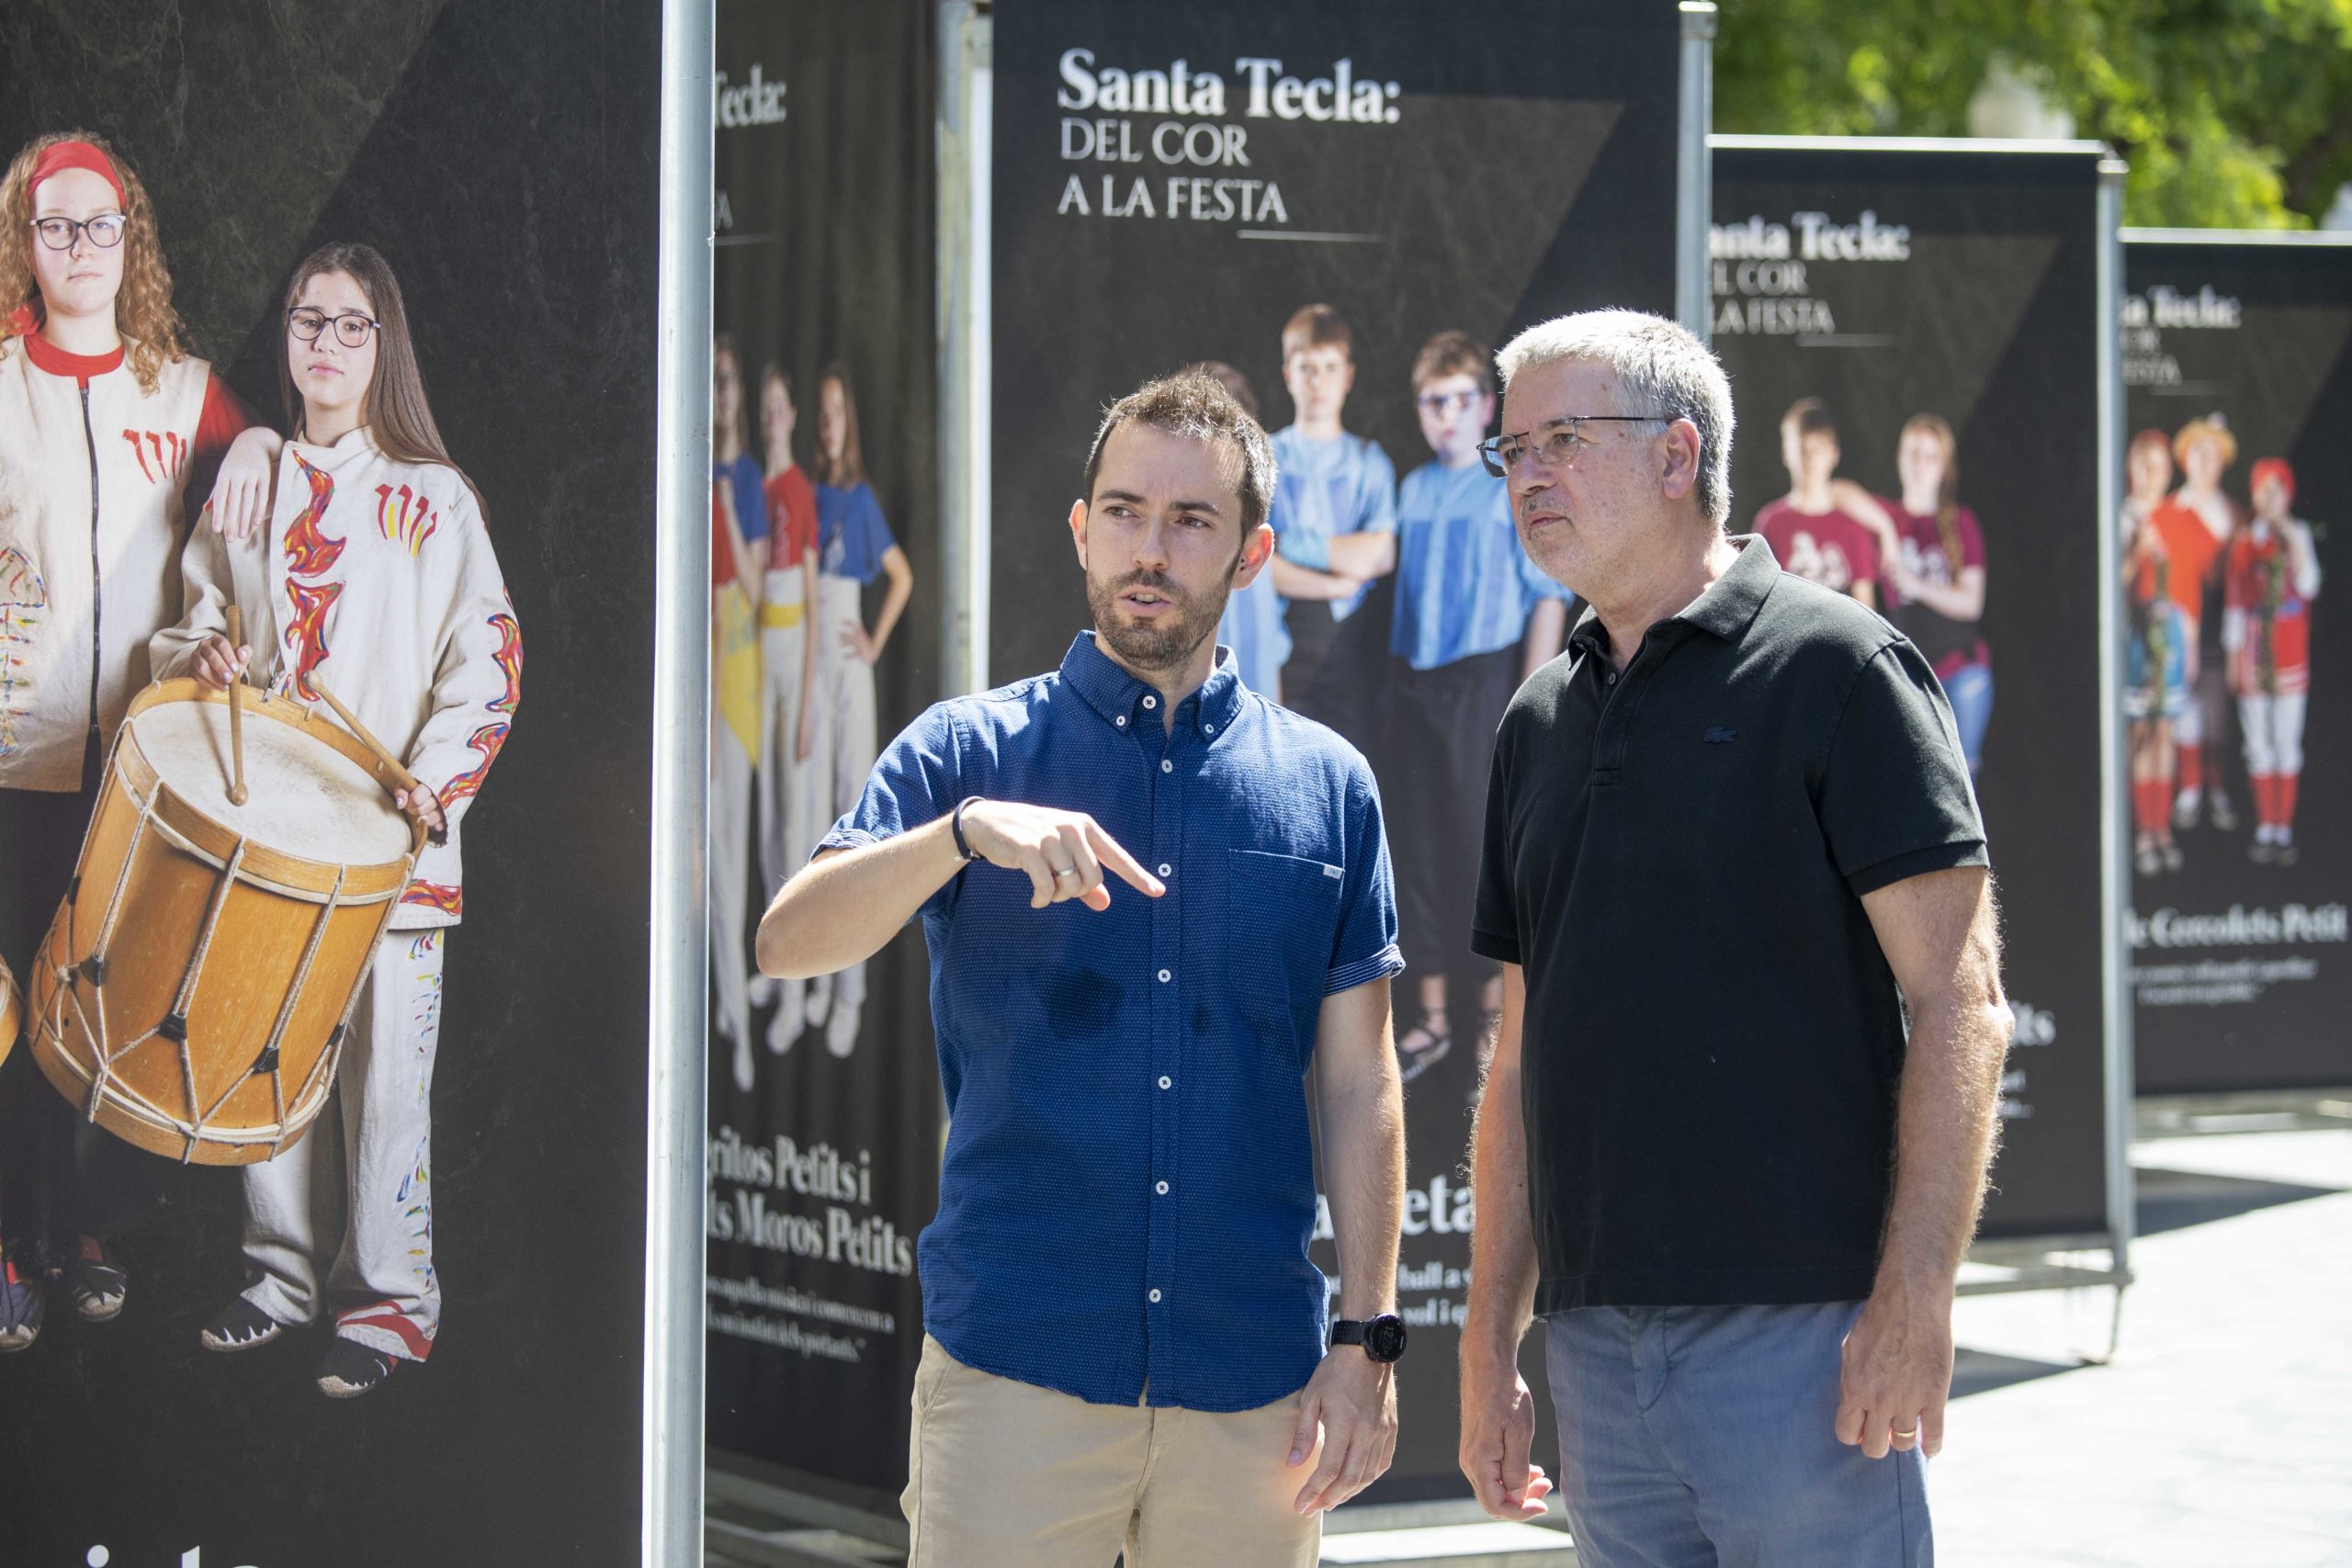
1365, 1314, 1408, 1363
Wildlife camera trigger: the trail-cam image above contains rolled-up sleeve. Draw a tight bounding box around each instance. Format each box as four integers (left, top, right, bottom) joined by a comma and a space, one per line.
1325, 762, 1405, 993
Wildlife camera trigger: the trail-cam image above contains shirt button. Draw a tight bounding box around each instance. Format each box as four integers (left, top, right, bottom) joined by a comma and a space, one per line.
1143, 695, 1158, 709
1204, 722, 1214, 734
1158, 863, 1172, 877
1160, 759, 1173, 773
1155, 1180, 1170, 1195
1115, 715, 1127, 727
1148, 1288, 1163, 1303
1157, 968, 1171, 983
1606, 671, 1617, 685
1158, 1075, 1172, 1089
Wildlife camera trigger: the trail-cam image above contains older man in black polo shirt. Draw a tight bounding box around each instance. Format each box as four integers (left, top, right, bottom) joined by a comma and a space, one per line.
1456, 310, 2010, 1566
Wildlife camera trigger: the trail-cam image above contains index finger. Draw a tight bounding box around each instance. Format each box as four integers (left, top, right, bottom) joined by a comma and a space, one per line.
1084, 822, 1163, 898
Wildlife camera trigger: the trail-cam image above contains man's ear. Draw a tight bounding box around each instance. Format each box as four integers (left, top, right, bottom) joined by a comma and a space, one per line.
1231, 522, 1276, 591
1069, 496, 1089, 570
1660, 420, 1701, 505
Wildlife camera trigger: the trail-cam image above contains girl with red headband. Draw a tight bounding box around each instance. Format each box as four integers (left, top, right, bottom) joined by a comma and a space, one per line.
2223, 458, 2321, 863
2121, 430, 2190, 876
0, 130, 279, 1351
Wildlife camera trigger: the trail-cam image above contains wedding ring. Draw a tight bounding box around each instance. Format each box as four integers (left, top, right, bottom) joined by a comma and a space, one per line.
1053, 866, 1081, 879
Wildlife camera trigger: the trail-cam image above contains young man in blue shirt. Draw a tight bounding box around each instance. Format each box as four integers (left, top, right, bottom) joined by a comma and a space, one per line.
1385, 333, 1566, 1083
758, 373, 1409, 1567
1263, 304, 1396, 742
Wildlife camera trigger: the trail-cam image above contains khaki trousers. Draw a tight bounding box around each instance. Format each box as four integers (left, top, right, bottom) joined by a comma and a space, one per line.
902, 1336, 1323, 1568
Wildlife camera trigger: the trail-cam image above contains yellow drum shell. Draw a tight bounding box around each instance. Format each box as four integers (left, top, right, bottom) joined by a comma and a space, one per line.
28, 680, 423, 1166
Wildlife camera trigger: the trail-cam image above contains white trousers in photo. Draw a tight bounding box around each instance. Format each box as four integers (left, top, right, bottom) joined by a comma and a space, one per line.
242, 929, 447, 1362
710, 720, 755, 1047
807, 574, 876, 1018
2238, 691, 2308, 776
756, 570, 815, 1032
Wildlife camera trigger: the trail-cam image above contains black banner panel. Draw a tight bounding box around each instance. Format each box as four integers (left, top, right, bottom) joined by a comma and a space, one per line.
707, 0, 944, 1517
995, 0, 1682, 1505
1711, 142, 2112, 1241
0, 5, 661, 1563
2123, 236, 2352, 1094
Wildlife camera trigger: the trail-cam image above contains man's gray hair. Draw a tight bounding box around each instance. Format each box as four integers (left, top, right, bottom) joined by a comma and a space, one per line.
1495, 310, 1735, 531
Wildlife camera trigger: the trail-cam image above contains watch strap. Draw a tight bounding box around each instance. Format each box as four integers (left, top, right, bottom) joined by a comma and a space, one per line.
950, 795, 986, 863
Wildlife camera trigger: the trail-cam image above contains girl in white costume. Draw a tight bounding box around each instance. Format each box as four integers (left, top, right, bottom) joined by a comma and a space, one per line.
152, 242, 520, 1398
709, 337, 766, 1089
803, 365, 911, 1057
0, 130, 277, 1348
753, 364, 820, 1057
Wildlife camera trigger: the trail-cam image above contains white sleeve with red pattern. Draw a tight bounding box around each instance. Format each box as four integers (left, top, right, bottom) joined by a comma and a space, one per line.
402, 493, 522, 837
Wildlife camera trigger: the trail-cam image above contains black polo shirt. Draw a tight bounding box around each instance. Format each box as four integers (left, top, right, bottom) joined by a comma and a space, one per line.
1473, 536, 1987, 1311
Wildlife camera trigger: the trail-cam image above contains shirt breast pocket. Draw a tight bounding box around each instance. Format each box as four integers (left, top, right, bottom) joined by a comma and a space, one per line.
1226, 848, 1344, 1011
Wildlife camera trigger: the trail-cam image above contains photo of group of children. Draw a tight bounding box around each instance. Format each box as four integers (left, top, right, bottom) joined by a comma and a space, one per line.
2121, 414, 2322, 874
0, 131, 517, 1397
1748, 398, 1996, 776
708, 336, 914, 1094
1194, 305, 1571, 1086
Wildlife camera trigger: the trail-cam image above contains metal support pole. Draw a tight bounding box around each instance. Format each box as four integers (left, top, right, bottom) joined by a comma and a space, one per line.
937, 2, 994, 696
2095, 155, 2136, 1306
1677, 3, 1717, 339
646, 0, 714, 1561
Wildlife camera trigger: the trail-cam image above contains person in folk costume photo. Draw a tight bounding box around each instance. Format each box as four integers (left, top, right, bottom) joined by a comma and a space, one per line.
2121, 430, 2191, 876
0, 130, 279, 1350
2223, 457, 2322, 865
751, 362, 820, 1057
708, 335, 766, 1090
2158, 413, 2243, 833
149, 241, 521, 1397
1844, 415, 1994, 775
802, 362, 912, 1058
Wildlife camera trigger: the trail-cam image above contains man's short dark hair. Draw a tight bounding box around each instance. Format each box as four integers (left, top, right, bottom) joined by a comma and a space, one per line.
1784, 396, 1836, 440
1082, 373, 1277, 536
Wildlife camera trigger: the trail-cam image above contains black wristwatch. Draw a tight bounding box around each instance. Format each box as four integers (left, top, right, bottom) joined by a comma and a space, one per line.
949, 795, 987, 863
1330, 1314, 1408, 1364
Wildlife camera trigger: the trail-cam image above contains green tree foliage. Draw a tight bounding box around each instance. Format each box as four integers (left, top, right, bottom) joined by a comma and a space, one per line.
1714, 0, 2352, 229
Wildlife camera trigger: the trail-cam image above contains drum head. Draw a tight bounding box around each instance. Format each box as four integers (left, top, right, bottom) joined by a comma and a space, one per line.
130, 695, 412, 865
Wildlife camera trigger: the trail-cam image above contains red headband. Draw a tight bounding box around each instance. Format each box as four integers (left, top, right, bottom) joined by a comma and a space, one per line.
29, 140, 127, 206
2250, 457, 2295, 504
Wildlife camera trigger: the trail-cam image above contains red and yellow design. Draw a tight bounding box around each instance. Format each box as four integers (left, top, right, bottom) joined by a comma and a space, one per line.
438, 611, 523, 808
400, 880, 464, 918
375, 482, 442, 556
279, 456, 345, 703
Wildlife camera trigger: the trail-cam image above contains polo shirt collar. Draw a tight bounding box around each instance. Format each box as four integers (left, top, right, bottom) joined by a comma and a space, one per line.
1059, 631, 1244, 737
1566, 534, 1780, 658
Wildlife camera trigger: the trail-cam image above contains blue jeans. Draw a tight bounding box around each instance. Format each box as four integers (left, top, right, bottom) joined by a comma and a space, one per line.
1545, 1303, 1932, 1567
1940, 660, 1993, 775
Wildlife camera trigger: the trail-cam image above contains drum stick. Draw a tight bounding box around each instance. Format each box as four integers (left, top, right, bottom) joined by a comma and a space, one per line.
305, 677, 423, 795
224, 606, 248, 806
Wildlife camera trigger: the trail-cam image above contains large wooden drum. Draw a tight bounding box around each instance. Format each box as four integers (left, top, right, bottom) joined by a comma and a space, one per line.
28, 680, 422, 1165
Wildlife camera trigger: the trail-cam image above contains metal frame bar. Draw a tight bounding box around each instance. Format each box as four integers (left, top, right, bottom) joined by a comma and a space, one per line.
2122, 227, 2352, 247
1676, 3, 1715, 339
938, 1, 994, 696
1709, 133, 2111, 156
646, 0, 714, 1562
2096, 156, 2136, 1300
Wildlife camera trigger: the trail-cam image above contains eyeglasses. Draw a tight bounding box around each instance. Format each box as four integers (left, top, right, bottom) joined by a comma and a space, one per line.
29, 214, 126, 251
1416, 389, 1484, 416
288, 307, 380, 348
1477, 415, 1670, 479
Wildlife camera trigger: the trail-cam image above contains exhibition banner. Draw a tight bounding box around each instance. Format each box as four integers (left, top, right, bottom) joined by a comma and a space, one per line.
995, 0, 1683, 1503
706, 0, 944, 1514
0, 3, 665, 1563
2123, 232, 2352, 1095
1710, 140, 2114, 1241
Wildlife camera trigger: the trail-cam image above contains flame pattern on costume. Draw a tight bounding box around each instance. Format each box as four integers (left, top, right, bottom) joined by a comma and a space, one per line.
278, 456, 345, 703
375, 482, 441, 557
400, 879, 464, 918
0, 547, 48, 758
437, 610, 522, 808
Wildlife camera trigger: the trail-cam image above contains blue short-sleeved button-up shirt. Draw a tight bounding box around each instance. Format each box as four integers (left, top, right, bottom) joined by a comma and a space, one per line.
820, 633, 1404, 1412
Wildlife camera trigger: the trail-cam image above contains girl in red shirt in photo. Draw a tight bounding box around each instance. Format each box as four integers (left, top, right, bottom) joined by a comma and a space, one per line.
2224, 458, 2322, 864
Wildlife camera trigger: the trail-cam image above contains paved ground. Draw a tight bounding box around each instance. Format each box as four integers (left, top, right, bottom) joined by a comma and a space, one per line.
1934, 1129, 2352, 1566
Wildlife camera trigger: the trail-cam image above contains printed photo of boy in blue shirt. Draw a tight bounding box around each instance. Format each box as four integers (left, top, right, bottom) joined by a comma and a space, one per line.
1386, 331, 1567, 1082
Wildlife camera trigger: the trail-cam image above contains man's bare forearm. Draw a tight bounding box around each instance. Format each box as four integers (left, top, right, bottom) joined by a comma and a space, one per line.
755, 815, 960, 979
1463, 974, 1539, 1371
1316, 987, 1405, 1320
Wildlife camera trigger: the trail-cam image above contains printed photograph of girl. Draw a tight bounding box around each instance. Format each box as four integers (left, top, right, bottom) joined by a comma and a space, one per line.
1844, 415, 1993, 774
752, 365, 820, 1057
0, 130, 277, 1352
152, 241, 521, 1398
2160, 412, 2242, 834
2225, 457, 2322, 865
709, 335, 765, 1089
801, 364, 912, 1058
2122, 429, 2190, 876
